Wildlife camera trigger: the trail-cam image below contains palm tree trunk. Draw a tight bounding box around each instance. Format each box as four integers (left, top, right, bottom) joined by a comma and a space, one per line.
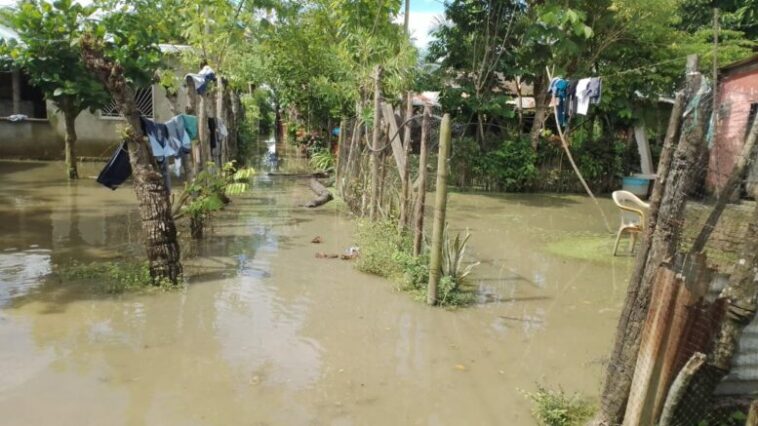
80, 34, 182, 284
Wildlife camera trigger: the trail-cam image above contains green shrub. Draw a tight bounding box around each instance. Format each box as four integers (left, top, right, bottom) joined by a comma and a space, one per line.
309, 148, 335, 172
354, 219, 409, 278
524, 386, 594, 426
59, 260, 174, 293
354, 219, 476, 306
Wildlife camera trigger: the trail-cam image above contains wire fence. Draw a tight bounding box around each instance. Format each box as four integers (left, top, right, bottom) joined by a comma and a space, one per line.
596, 63, 758, 425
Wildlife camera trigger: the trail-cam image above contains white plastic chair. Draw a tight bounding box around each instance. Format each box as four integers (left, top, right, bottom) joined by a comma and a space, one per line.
612, 190, 650, 256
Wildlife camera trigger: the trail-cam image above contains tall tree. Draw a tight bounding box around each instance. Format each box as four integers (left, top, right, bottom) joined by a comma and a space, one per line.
1, 0, 110, 179
78, 1, 182, 283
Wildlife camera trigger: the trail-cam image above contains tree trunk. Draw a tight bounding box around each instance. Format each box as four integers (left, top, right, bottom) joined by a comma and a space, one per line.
427, 113, 451, 305
529, 74, 548, 150
11, 68, 21, 115
595, 55, 709, 425
305, 178, 333, 208
61, 97, 79, 180
369, 65, 383, 220
342, 117, 363, 203
81, 34, 182, 284
413, 105, 431, 257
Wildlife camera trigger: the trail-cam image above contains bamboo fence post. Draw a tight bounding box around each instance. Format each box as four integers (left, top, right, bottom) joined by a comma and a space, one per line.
413, 105, 431, 257
196, 94, 209, 174
335, 116, 348, 192
427, 113, 451, 306
369, 65, 383, 220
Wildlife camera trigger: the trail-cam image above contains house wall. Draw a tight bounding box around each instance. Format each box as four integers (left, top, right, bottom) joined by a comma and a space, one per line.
707, 69, 758, 193
1, 77, 189, 160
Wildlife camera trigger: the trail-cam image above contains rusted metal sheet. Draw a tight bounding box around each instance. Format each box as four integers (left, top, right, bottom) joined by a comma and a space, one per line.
710, 272, 758, 396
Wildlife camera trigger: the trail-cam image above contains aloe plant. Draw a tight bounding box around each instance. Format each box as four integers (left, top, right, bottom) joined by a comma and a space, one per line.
441, 224, 480, 286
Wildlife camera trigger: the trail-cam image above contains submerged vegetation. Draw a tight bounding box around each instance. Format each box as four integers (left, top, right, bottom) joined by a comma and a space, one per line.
354, 220, 476, 306
58, 260, 175, 293
524, 385, 595, 426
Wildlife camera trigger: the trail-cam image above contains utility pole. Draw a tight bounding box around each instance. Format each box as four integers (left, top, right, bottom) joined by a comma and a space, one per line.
404, 0, 410, 34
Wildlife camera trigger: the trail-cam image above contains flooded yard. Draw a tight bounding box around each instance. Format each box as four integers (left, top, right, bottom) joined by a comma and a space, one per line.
0, 160, 632, 425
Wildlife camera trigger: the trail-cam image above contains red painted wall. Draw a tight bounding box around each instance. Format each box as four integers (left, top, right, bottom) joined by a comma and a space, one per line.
707, 70, 758, 192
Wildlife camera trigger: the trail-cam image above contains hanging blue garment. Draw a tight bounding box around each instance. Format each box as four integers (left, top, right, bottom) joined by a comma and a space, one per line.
185, 66, 217, 95
140, 117, 171, 159
97, 142, 131, 190
549, 78, 570, 127
165, 115, 186, 156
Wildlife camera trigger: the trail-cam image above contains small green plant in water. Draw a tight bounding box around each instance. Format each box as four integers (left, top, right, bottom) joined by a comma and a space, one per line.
309, 148, 335, 172
355, 220, 477, 306
524, 385, 594, 426
177, 161, 255, 238
58, 260, 174, 293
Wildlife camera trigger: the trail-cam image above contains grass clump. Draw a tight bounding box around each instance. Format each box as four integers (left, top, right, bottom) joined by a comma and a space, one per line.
524, 385, 594, 426
354, 219, 476, 306
58, 260, 175, 293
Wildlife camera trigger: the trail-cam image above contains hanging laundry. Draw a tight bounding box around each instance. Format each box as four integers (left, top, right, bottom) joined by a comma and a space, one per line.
165, 115, 187, 155
575, 78, 592, 115
217, 119, 229, 139
208, 118, 218, 150
185, 66, 217, 95
567, 79, 579, 118
97, 142, 131, 190
587, 77, 602, 105
172, 157, 183, 177
180, 114, 198, 140
549, 77, 570, 127
140, 117, 169, 159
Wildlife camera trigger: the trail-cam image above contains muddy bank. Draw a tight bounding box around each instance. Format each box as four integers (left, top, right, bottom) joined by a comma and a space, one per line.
0, 161, 632, 425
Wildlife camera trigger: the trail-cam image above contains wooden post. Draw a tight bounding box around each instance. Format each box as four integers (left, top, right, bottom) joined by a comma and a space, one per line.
747, 401, 758, 426
369, 65, 383, 220
426, 113, 451, 306
595, 54, 711, 425
335, 116, 347, 192
11, 68, 21, 115
413, 105, 431, 257
399, 93, 413, 230
196, 94, 209, 174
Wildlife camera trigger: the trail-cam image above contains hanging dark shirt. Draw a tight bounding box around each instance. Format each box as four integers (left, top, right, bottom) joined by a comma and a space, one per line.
97, 142, 132, 190
208, 118, 218, 150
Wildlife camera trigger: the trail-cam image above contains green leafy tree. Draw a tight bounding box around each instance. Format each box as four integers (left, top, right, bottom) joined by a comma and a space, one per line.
0, 0, 110, 179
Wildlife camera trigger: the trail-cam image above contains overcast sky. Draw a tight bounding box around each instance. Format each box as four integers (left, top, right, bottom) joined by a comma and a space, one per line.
0, 0, 445, 47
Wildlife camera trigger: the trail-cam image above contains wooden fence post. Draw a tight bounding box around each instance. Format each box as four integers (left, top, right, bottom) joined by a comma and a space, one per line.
369, 65, 383, 220
427, 113, 451, 306
595, 54, 712, 425
413, 105, 431, 257
400, 93, 413, 229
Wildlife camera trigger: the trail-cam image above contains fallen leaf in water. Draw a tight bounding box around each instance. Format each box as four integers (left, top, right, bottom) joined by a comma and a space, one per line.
311, 236, 322, 244
455, 364, 467, 371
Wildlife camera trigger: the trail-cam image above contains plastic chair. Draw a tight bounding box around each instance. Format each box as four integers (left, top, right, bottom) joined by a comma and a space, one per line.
612, 190, 650, 256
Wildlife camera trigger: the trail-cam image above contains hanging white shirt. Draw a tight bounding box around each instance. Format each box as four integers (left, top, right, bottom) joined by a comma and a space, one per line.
575, 78, 592, 115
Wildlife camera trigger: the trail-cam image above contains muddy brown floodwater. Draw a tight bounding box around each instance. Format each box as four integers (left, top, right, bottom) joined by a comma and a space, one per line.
0, 160, 633, 425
